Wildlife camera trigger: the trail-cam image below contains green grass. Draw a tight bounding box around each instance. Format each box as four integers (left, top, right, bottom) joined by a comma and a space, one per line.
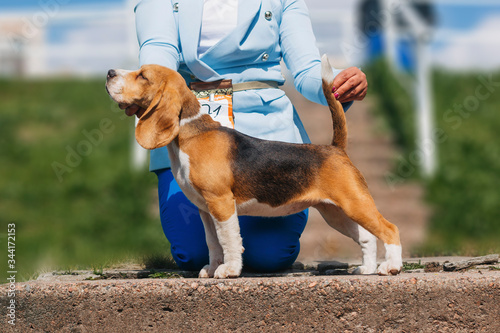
142, 252, 179, 270
366, 59, 500, 256
402, 260, 425, 271
424, 69, 500, 255
365, 59, 417, 156
148, 271, 182, 279
0, 78, 171, 281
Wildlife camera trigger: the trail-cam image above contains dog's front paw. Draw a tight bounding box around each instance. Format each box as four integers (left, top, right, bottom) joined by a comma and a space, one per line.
377, 261, 402, 276
378, 244, 402, 275
213, 263, 241, 279
199, 265, 213, 278
352, 264, 377, 275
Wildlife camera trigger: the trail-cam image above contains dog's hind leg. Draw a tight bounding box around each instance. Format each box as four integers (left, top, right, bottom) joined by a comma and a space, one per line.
330, 202, 402, 275
314, 203, 377, 274
319, 164, 402, 275
332, 191, 402, 275
198, 210, 224, 278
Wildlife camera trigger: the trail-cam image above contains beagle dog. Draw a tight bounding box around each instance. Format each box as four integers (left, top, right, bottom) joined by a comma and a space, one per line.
105, 56, 403, 278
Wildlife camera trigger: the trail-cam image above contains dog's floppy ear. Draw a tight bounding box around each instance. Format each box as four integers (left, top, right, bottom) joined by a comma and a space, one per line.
135, 86, 181, 150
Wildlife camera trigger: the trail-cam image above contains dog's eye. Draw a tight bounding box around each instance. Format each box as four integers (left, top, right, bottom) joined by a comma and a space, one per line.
138, 73, 147, 80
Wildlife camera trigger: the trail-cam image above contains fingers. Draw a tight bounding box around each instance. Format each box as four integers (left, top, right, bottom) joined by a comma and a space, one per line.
338, 83, 368, 104
332, 67, 368, 103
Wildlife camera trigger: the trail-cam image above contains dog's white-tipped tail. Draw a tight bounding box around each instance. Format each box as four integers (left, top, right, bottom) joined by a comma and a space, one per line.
321, 54, 335, 85
320, 54, 347, 150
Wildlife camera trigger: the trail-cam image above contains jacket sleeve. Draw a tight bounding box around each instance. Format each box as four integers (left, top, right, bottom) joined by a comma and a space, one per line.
135, 0, 181, 171
135, 0, 180, 69
279, 0, 352, 110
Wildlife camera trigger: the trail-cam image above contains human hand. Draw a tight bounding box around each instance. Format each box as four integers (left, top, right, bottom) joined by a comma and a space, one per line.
332, 67, 368, 103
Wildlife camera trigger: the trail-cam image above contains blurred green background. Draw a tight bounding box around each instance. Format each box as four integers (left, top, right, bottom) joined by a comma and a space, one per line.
367, 60, 500, 256
0, 78, 168, 281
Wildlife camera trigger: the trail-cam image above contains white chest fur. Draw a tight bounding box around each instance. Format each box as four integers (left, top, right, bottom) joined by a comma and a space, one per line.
167, 142, 208, 211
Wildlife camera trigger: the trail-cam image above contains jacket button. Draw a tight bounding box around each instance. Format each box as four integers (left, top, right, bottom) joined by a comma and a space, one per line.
265, 11, 272, 20
173, 3, 179, 12
262, 53, 269, 61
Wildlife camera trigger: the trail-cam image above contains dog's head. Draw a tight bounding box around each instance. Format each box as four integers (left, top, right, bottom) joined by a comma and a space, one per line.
105, 65, 192, 149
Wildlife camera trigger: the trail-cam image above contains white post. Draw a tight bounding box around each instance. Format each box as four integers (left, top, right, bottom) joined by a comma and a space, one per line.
127, 0, 148, 171
381, 0, 398, 67
383, 0, 437, 176
415, 36, 436, 176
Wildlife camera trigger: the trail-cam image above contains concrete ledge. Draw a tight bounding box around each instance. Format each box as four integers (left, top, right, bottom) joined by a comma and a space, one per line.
2, 271, 499, 332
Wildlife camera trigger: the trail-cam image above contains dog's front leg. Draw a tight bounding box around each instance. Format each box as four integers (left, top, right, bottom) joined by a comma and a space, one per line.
198, 210, 224, 278
205, 194, 244, 278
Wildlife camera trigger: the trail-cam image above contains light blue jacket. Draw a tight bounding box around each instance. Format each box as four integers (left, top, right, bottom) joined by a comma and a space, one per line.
134, 0, 351, 171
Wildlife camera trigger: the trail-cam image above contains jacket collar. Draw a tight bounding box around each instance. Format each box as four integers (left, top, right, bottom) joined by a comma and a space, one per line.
179, 0, 263, 81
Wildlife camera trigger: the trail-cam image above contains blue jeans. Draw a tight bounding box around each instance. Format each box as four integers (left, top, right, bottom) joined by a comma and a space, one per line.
156, 168, 308, 272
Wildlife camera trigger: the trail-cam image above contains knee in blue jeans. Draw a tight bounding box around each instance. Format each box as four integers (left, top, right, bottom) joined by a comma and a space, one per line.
239, 212, 307, 272
243, 240, 301, 272
170, 245, 209, 271
156, 168, 209, 271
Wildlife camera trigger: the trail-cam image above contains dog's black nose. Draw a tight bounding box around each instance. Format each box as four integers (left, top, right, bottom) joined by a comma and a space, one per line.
107, 69, 117, 79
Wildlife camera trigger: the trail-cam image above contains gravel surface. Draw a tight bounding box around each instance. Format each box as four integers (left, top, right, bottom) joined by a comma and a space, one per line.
1, 258, 499, 332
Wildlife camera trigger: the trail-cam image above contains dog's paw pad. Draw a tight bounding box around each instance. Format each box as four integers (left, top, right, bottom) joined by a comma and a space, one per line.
214, 264, 240, 279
